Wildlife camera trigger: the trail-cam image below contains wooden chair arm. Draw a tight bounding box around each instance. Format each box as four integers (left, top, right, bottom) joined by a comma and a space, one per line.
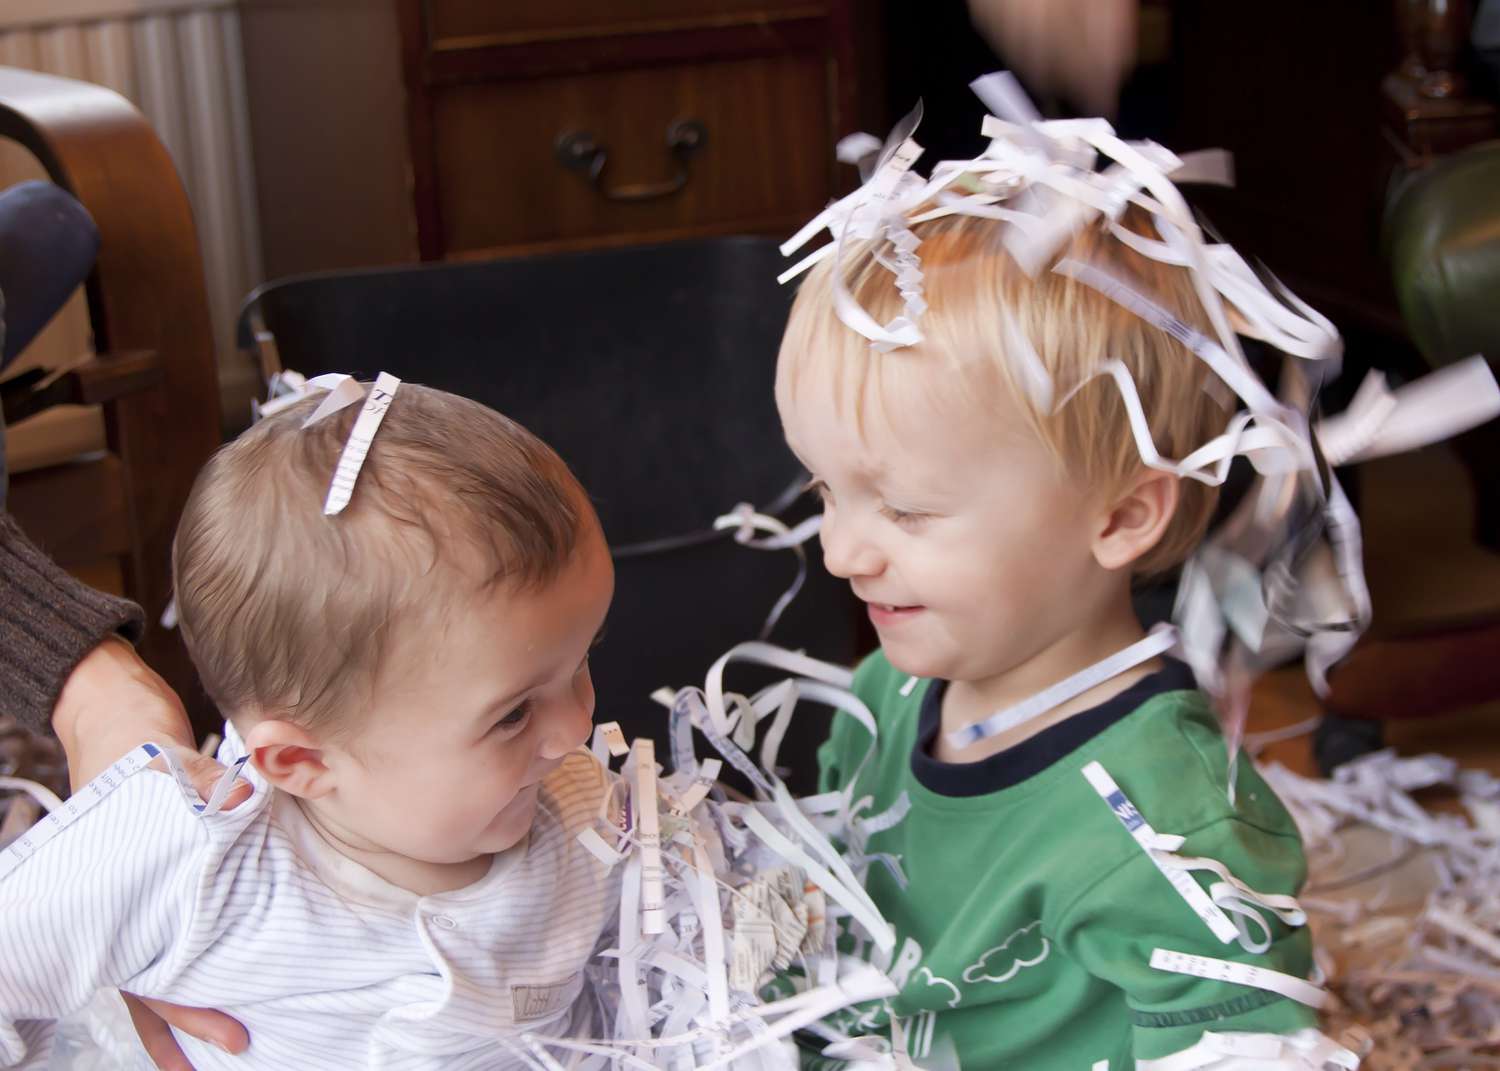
0, 66, 221, 729
1, 351, 162, 423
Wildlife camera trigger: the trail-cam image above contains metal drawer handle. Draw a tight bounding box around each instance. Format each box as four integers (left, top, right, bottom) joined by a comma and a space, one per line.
555, 119, 707, 202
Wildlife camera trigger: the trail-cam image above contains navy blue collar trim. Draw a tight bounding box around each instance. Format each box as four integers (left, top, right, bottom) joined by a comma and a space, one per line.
911, 658, 1199, 798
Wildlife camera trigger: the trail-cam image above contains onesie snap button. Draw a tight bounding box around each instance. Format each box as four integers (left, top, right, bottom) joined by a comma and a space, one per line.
430, 914, 458, 930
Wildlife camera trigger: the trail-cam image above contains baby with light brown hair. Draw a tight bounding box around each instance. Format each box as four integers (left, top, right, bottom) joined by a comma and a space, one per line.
0, 380, 622, 1070
777, 89, 1365, 1070
172, 382, 618, 894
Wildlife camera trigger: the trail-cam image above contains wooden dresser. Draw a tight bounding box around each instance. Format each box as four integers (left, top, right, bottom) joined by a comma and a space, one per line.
395, 0, 861, 260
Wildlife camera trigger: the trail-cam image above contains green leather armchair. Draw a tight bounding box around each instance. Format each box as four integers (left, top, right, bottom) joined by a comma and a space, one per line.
1314, 140, 1500, 770
1382, 140, 1500, 548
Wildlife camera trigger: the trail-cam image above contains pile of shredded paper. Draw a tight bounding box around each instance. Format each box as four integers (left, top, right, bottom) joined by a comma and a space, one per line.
509, 642, 909, 1070
1263, 750, 1500, 1070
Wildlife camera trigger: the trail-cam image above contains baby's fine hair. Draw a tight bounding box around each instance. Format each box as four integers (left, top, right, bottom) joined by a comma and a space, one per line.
778, 206, 1227, 576
173, 383, 586, 730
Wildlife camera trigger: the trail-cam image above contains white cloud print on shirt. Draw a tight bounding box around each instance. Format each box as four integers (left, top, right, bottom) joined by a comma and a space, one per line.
916, 967, 962, 1008
962, 920, 1052, 985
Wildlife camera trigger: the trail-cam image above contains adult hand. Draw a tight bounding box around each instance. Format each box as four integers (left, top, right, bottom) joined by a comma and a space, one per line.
52, 636, 249, 804
52, 636, 252, 1066
967, 0, 1138, 116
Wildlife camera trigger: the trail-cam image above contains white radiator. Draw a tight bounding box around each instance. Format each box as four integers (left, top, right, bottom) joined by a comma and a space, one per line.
0, 0, 263, 421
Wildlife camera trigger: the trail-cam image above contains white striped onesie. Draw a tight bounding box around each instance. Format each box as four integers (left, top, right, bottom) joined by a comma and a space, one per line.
0, 746, 619, 1069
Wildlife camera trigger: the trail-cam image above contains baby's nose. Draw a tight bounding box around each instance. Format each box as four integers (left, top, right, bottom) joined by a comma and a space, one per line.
541, 673, 595, 759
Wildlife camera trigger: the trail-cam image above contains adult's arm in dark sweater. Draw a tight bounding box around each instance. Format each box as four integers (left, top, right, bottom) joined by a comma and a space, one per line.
0, 511, 144, 732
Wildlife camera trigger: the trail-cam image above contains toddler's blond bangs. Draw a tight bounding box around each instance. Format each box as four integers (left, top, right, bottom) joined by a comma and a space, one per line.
778, 208, 1228, 576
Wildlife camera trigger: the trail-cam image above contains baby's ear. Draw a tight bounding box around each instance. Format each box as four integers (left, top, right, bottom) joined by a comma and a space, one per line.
1091, 469, 1179, 571
243, 719, 335, 799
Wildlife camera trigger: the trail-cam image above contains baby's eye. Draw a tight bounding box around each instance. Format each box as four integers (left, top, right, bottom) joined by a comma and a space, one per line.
490, 701, 532, 734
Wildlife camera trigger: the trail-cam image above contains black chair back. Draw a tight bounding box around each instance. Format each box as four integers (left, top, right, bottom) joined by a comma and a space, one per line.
237, 238, 860, 790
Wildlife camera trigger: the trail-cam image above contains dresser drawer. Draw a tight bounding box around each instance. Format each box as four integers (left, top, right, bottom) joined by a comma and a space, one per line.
425, 0, 827, 45
430, 53, 832, 255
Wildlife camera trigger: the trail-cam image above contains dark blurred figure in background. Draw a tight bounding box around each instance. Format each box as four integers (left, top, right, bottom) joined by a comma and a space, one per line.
878, 0, 1142, 166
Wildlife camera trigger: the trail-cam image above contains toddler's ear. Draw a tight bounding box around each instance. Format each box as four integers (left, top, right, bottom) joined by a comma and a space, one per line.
1091, 470, 1179, 571
243, 719, 335, 799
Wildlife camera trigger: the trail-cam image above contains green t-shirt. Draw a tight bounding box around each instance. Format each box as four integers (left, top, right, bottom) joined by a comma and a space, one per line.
808, 650, 1316, 1070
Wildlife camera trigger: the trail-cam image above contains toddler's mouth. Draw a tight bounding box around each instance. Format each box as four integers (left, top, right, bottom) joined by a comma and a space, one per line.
866, 602, 925, 624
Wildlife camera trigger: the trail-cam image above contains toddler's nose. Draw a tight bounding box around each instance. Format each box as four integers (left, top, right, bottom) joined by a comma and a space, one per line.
820, 511, 882, 579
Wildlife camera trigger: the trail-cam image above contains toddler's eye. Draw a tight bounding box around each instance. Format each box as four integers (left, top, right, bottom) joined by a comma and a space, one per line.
881, 505, 929, 527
